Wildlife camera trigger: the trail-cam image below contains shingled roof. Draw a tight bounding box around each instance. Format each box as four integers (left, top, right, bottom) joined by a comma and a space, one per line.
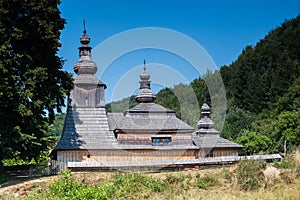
107, 103, 194, 132
126, 102, 174, 113
55, 107, 118, 150
193, 103, 243, 149
192, 132, 243, 149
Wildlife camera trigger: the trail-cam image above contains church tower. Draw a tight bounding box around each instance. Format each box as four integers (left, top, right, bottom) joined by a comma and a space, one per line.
71, 26, 106, 107
53, 27, 117, 165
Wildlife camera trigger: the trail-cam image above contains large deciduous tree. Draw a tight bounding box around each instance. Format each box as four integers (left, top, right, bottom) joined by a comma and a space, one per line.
0, 0, 73, 172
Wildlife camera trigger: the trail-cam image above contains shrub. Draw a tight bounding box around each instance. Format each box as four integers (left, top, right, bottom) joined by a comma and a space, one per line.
111, 172, 169, 198
195, 174, 207, 190
274, 160, 294, 169
235, 160, 265, 191
165, 174, 192, 191
50, 170, 81, 198
196, 178, 207, 190
202, 173, 220, 187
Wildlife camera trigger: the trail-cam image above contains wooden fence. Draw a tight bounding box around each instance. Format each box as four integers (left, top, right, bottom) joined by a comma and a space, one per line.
3, 161, 67, 177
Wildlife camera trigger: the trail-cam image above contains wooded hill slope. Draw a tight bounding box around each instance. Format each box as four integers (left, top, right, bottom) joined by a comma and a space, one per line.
105, 15, 300, 155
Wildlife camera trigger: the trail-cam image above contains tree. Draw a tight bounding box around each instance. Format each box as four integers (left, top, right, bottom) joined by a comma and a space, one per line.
0, 0, 73, 173
221, 106, 256, 140
272, 110, 300, 153
221, 15, 300, 113
236, 130, 272, 155
48, 113, 66, 143
106, 95, 137, 113
156, 87, 181, 118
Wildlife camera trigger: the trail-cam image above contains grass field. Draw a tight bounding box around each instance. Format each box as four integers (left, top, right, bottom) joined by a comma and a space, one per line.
1, 158, 300, 200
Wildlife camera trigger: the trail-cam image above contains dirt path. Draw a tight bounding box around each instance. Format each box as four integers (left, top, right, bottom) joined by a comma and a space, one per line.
0, 176, 55, 198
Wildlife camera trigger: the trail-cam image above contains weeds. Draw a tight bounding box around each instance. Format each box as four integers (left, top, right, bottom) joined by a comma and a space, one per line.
195, 175, 207, 189
202, 173, 220, 187
274, 160, 294, 169
235, 160, 265, 191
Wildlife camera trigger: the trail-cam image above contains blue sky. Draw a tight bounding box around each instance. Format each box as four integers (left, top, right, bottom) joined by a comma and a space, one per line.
58, 0, 300, 103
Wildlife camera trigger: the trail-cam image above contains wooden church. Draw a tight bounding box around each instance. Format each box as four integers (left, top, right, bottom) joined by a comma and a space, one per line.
51, 29, 242, 171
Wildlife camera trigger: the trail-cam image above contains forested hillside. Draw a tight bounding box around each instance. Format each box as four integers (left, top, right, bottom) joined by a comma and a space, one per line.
220, 15, 300, 154
105, 15, 300, 155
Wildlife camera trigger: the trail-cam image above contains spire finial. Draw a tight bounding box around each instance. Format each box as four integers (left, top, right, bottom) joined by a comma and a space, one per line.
83, 19, 86, 34
74, 22, 96, 74
136, 61, 156, 103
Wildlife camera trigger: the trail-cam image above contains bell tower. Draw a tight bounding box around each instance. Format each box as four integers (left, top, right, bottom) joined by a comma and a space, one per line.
70, 24, 106, 108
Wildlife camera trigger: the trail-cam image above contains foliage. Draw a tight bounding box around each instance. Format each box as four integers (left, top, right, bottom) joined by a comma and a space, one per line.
272, 109, 300, 152
26, 170, 223, 199
2, 151, 49, 166
29, 170, 172, 200
105, 95, 137, 113
156, 87, 181, 118
48, 113, 66, 143
251, 110, 300, 154
235, 160, 265, 191
274, 160, 295, 169
195, 172, 220, 190
0, 0, 73, 169
221, 106, 256, 140
201, 173, 220, 187
236, 130, 272, 155
273, 76, 300, 115
195, 175, 207, 190
50, 170, 80, 198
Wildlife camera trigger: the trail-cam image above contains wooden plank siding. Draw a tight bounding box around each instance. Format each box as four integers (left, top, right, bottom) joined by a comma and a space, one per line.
198, 148, 239, 158
213, 148, 239, 157
57, 149, 198, 163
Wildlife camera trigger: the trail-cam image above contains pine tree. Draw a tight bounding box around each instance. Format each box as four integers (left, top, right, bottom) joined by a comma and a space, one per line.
0, 0, 73, 173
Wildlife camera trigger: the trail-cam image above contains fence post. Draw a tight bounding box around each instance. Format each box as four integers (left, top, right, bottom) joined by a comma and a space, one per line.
29, 165, 33, 178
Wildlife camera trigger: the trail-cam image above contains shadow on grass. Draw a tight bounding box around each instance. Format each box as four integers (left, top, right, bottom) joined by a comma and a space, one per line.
0, 175, 54, 189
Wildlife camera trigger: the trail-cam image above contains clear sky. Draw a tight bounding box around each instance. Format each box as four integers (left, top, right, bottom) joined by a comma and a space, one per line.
58, 0, 300, 103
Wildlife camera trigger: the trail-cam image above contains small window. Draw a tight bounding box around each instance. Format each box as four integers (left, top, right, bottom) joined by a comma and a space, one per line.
152, 137, 171, 146
153, 138, 160, 146
162, 138, 170, 145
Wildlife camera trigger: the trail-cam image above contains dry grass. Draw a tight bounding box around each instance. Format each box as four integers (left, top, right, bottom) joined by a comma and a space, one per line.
1, 165, 300, 200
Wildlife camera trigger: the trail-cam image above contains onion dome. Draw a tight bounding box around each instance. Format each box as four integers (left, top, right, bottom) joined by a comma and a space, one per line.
74, 21, 98, 75
135, 60, 156, 103
140, 62, 150, 80
197, 103, 215, 129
